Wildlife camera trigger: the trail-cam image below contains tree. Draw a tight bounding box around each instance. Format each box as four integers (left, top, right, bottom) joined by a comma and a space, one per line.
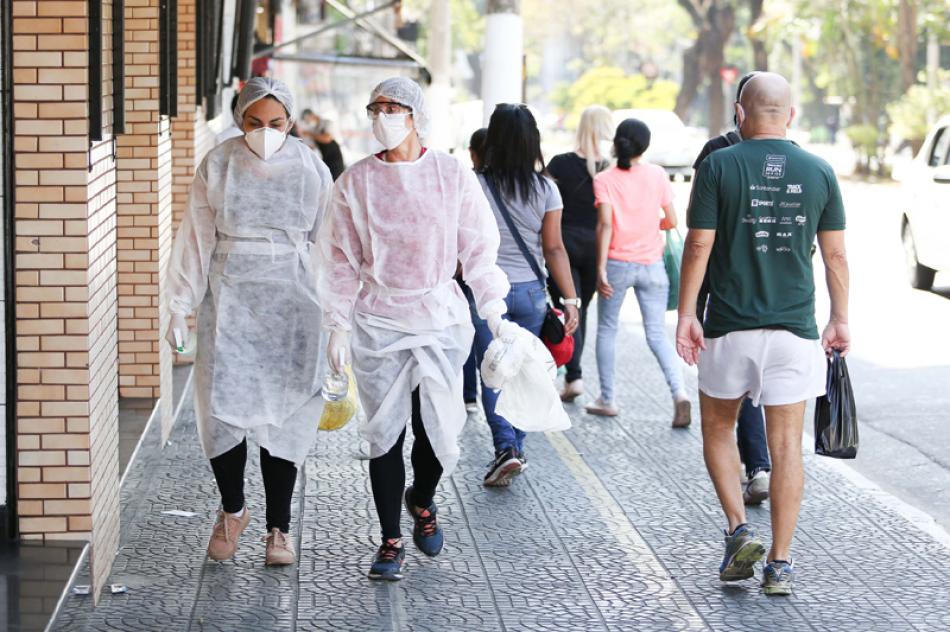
748, 0, 768, 70
553, 66, 679, 126
674, 0, 737, 135
897, 0, 919, 92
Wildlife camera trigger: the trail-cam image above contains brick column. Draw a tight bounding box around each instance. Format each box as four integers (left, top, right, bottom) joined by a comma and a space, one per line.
115, 0, 173, 417
11, 0, 121, 601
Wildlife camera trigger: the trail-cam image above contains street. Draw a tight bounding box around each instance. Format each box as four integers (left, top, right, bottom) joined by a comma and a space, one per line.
673, 176, 950, 533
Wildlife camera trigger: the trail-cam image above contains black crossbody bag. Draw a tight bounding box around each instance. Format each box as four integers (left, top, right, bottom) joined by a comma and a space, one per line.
484, 176, 566, 345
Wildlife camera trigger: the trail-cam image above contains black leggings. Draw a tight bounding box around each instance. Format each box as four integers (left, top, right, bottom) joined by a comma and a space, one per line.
209, 438, 298, 533
369, 389, 443, 540
550, 226, 599, 383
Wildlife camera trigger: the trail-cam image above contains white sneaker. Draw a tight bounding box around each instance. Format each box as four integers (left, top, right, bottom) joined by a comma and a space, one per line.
743, 470, 770, 505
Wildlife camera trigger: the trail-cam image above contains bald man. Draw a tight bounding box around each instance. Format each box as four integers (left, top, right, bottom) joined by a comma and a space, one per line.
677, 72, 850, 596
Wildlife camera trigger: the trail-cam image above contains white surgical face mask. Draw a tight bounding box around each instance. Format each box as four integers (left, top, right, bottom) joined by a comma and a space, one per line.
372, 112, 412, 150
245, 127, 286, 161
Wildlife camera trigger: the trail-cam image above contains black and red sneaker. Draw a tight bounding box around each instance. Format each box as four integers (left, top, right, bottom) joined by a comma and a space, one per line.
404, 486, 444, 557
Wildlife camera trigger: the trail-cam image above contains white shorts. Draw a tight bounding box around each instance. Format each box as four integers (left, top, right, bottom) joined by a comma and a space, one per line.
697, 329, 826, 407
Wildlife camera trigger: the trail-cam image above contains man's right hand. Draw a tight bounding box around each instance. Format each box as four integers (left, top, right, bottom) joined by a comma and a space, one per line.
821, 319, 850, 356
675, 314, 706, 366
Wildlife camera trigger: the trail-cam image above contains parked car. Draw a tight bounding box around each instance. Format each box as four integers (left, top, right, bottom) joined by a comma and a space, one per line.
900, 115, 950, 290
611, 109, 703, 181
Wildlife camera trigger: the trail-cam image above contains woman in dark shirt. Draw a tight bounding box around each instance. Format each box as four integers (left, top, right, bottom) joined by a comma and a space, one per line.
546, 105, 613, 401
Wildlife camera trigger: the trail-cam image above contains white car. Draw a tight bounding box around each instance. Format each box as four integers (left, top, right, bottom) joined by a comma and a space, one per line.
612, 109, 702, 180
901, 115, 950, 290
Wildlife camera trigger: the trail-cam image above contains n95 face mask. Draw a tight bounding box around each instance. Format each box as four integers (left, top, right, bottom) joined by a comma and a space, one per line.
372, 112, 412, 150
245, 127, 287, 161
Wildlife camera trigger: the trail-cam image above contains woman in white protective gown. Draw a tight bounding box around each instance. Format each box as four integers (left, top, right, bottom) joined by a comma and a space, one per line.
317, 77, 518, 581
165, 77, 332, 566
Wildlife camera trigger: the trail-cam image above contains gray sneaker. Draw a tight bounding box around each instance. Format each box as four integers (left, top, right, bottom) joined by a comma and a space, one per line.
719, 524, 766, 581
743, 469, 770, 505
762, 559, 795, 596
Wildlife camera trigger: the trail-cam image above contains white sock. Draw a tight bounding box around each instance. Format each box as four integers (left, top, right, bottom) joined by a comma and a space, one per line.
673, 391, 690, 403
228, 506, 246, 518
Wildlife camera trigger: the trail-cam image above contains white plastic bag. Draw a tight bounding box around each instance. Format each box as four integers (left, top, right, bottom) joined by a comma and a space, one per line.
482, 330, 571, 433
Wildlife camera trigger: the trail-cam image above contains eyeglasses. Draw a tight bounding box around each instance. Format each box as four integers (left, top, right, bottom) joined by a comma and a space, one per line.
365, 101, 412, 118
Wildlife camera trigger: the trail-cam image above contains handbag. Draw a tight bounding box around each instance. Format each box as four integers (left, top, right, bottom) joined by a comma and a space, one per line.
662, 229, 684, 311
484, 176, 574, 366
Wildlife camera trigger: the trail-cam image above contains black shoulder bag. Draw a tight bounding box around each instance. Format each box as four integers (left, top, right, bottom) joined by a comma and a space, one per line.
484, 176, 566, 345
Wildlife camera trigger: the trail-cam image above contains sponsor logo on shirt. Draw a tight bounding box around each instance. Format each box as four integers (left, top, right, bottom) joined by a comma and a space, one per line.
751, 199, 774, 207
756, 244, 769, 253
763, 155, 787, 179
779, 201, 802, 208
758, 217, 777, 224
750, 184, 781, 192
795, 215, 807, 226
776, 232, 792, 238
776, 246, 792, 253
786, 184, 803, 194
742, 215, 756, 224
755, 230, 770, 238
780, 217, 794, 225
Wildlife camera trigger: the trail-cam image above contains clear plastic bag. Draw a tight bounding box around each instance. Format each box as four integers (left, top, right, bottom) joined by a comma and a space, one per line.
814, 351, 858, 458
318, 366, 358, 431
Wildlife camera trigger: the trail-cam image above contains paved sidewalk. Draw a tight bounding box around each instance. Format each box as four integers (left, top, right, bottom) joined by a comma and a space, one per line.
51, 321, 950, 631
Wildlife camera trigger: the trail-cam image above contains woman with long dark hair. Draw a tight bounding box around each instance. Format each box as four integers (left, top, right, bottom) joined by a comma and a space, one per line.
588, 118, 690, 427
471, 103, 580, 487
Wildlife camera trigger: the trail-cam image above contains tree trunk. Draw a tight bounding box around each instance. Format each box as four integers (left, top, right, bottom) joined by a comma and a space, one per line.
674, 42, 701, 120
748, 0, 767, 70
898, 0, 918, 91
486, 0, 520, 13
674, 0, 735, 134
705, 4, 735, 135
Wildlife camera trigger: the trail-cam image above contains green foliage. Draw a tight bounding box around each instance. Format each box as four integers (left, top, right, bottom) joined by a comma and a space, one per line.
555, 66, 679, 126
888, 72, 950, 144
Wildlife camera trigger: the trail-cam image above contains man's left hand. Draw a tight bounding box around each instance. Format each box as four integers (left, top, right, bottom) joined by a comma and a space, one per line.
821, 320, 850, 356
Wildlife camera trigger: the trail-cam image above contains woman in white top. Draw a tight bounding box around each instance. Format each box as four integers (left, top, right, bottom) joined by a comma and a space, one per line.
317, 77, 513, 581
166, 77, 333, 566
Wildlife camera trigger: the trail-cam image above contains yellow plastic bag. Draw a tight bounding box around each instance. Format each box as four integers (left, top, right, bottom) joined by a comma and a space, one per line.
318, 366, 358, 431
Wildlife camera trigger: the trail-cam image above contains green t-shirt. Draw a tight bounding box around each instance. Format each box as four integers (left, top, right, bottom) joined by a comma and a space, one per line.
687, 139, 845, 340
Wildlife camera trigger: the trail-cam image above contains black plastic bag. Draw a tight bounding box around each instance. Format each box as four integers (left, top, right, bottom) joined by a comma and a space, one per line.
814, 351, 858, 458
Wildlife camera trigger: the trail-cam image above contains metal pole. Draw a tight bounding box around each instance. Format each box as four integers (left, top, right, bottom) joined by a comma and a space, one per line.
253, 0, 399, 59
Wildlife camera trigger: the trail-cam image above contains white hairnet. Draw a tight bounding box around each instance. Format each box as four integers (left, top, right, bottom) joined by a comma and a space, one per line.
233, 77, 296, 128
369, 77, 431, 140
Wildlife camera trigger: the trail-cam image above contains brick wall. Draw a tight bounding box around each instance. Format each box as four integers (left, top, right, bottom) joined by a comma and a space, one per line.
115, 0, 173, 403
11, 0, 121, 602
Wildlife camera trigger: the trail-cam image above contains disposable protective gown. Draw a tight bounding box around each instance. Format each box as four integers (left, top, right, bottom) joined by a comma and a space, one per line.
317, 149, 509, 475
168, 135, 333, 465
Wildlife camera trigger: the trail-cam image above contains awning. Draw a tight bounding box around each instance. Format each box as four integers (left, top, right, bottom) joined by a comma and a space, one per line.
254, 0, 430, 82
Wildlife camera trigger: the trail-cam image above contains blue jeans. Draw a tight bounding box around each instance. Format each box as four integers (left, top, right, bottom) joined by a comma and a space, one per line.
596, 259, 684, 403
470, 280, 547, 453
737, 399, 770, 476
